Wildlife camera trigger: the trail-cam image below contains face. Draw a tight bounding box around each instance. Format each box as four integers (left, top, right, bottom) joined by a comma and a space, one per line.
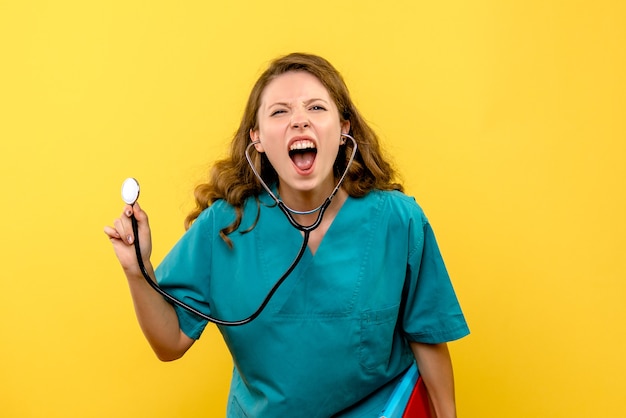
250, 71, 350, 199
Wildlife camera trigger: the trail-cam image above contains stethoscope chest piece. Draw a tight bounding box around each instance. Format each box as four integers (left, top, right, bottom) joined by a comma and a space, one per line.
121, 178, 140, 205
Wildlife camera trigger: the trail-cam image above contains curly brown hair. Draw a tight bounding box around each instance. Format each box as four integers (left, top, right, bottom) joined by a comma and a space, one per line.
185, 53, 403, 246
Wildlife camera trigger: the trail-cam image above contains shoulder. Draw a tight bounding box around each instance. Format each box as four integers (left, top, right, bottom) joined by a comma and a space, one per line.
361, 189, 428, 226
193, 196, 259, 228
191, 199, 235, 229
193, 199, 226, 222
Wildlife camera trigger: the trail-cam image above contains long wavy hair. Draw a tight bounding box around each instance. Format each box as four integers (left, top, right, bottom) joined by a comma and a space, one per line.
185, 53, 403, 246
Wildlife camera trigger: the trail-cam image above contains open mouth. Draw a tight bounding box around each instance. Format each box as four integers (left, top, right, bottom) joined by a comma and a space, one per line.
289, 140, 317, 172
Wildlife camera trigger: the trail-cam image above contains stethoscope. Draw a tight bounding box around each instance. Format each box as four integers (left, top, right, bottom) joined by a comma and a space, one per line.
123, 133, 358, 326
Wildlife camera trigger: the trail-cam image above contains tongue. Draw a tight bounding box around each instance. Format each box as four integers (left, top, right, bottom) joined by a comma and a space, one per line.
292, 151, 316, 171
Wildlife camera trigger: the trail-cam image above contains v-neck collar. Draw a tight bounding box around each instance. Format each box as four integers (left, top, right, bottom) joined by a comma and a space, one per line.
258, 185, 353, 257
304, 192, 351, 257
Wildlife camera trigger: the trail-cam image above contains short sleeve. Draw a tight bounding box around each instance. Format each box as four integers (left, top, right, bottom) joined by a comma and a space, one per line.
402, 216, 470, 344
155, 209, 214, 340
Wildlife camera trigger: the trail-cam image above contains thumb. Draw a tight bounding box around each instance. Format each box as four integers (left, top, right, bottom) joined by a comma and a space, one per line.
132, 202, 149, 224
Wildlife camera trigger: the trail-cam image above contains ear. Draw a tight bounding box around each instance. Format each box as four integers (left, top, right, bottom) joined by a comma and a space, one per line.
249, 129, 265, 153
340, 120, 351, 136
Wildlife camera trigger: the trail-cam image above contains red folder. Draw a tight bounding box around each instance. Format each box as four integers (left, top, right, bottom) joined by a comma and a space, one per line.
402, 376, 435, 418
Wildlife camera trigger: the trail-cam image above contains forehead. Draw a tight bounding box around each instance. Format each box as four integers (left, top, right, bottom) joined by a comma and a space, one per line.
260, 71, 332, 105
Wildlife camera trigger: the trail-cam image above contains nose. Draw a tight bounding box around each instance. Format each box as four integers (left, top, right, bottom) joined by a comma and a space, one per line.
290, 108, 309, 129
291, 120, 309, 129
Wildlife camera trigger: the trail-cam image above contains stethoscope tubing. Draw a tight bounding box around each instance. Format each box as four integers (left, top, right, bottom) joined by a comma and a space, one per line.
131, 134, 358, 326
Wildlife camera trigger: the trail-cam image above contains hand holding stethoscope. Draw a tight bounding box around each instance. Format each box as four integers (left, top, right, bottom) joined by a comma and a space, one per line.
104, 178, 153, 280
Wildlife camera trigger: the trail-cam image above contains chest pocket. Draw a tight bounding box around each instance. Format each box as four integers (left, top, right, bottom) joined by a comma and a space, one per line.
359, 304, 400, 370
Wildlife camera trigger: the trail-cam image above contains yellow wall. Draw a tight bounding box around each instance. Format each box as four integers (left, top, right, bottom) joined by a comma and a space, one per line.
1, 1, 624, 417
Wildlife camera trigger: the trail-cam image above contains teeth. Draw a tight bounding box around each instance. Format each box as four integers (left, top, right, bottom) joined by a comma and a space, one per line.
290, 140, 316, 151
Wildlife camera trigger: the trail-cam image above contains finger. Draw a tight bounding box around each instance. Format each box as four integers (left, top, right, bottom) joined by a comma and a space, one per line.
113, 217, 134, 245
122, 204, 134, 218
103, 225, 121, 240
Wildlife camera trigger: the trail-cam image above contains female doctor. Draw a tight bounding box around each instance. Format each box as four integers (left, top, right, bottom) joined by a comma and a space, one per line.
104, 53, 469, 417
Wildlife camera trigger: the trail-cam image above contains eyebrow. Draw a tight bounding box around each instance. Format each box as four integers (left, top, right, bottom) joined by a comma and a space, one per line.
266, 98, 330, 108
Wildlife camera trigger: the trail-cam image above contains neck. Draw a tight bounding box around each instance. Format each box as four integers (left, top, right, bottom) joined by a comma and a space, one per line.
280, 190, 328, 213
278, 175, 336, 210
278, 184, 347, 227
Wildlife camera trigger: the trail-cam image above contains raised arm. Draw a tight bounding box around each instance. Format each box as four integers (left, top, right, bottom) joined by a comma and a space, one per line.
104, 202, 194, 361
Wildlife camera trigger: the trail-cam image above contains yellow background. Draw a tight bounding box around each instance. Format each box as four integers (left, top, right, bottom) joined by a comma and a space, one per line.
1, 1, 624, 417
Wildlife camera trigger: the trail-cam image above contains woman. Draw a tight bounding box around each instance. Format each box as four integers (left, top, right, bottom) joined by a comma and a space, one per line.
105, 53, 469, 417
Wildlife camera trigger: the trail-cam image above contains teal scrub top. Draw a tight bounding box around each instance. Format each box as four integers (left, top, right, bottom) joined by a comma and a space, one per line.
156, 189, 469, 417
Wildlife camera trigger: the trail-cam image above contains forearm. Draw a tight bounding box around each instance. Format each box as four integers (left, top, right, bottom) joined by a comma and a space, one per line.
410, 342, 457, 418
105, 204, 193, 360
125, 263, 194, 361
